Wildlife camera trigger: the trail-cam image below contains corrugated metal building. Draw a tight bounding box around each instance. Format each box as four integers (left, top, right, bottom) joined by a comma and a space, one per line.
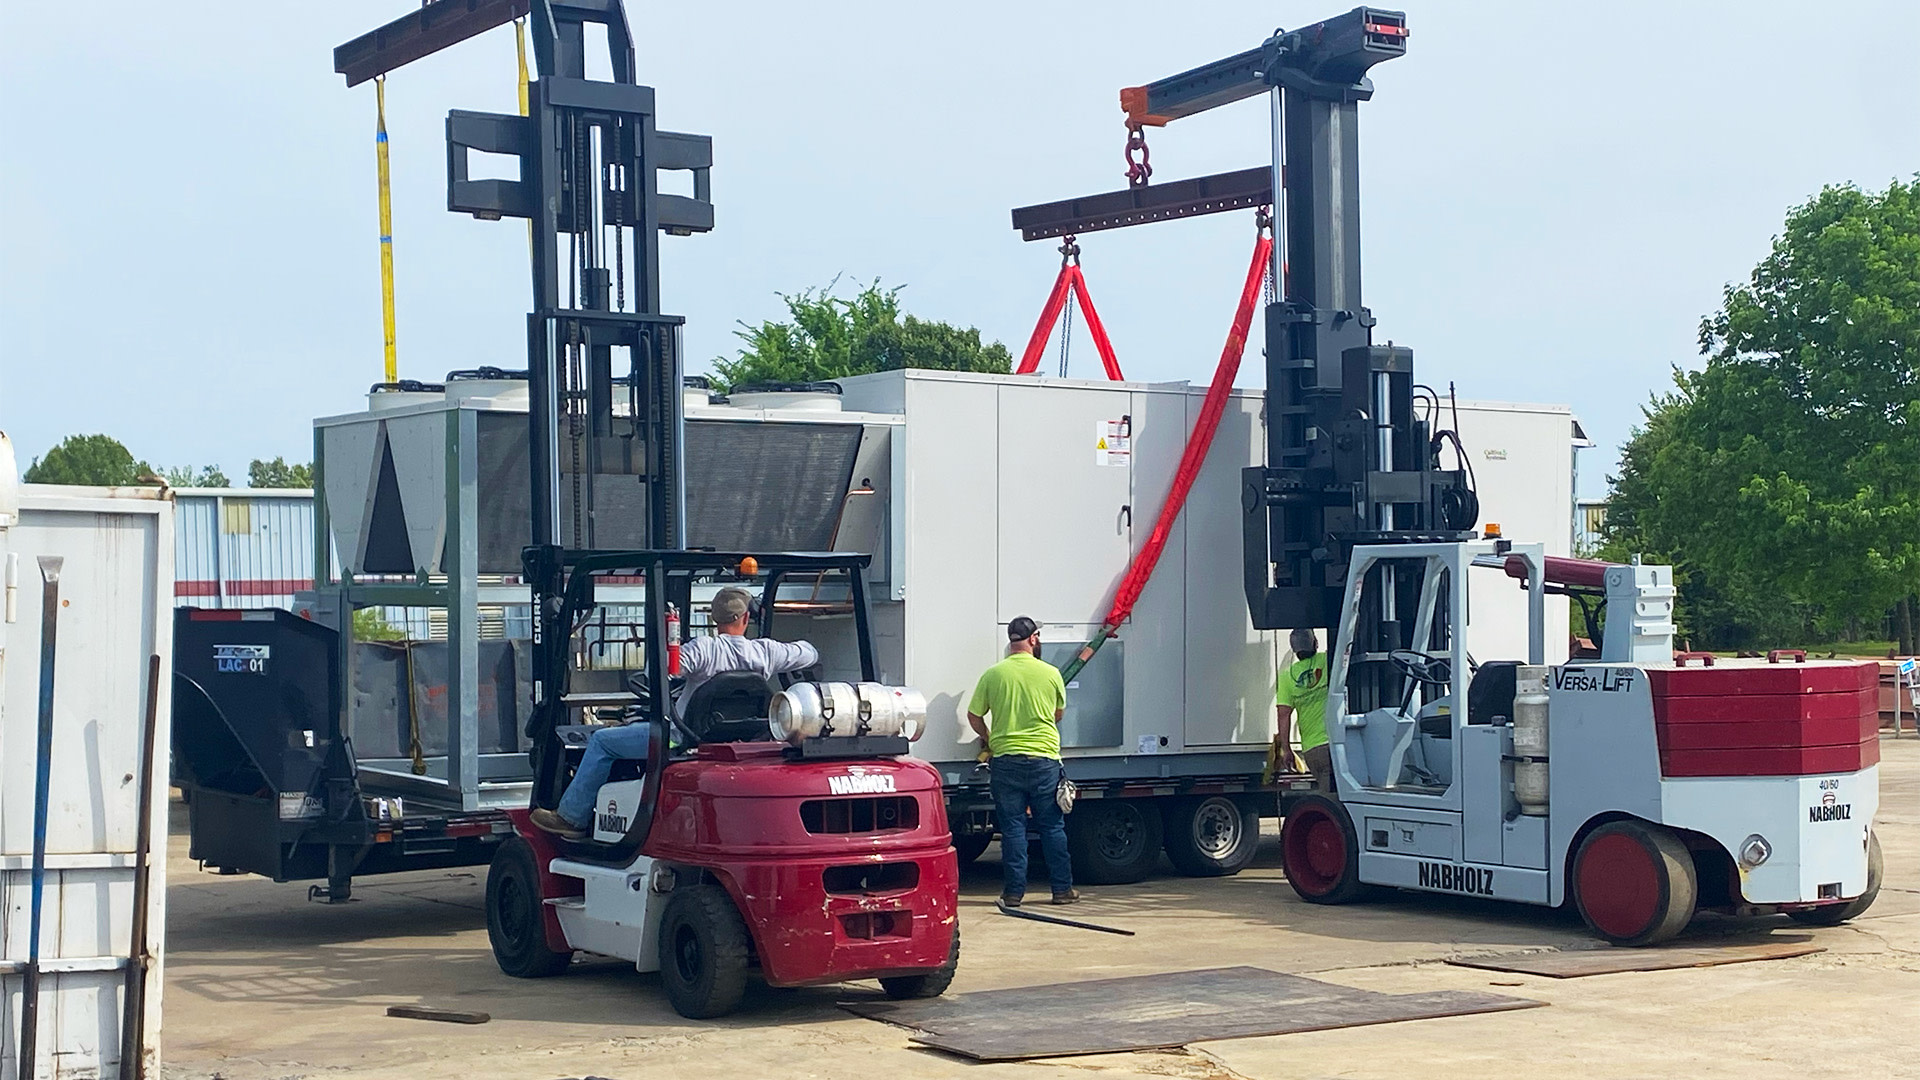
172, 489, 521, 640
174, 488, 315, 609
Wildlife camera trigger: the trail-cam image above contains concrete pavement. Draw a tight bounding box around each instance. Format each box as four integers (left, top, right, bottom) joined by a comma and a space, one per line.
159, 738, 1920, 1079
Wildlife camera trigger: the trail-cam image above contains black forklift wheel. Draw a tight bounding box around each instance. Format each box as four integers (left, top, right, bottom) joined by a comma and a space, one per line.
1067, 799, 1164, 884
1571, 819, 1698, 946
1280, 794, 1371, 904
952, 833, 992, 867
879, 923, 960, 1000
1788, 831, 1883, 926
659, 884, 752, 1019
1163, 795, 1261, 877
486, 838, 573, 978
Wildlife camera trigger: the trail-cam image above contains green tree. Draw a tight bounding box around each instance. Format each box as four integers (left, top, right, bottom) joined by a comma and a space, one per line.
161, 464, 232, 488
1603, 177, 1920, 651
23, 434, 154, 486
249, 457, 314, 488
353, 607, 406, 642
711, 279, 1011, 392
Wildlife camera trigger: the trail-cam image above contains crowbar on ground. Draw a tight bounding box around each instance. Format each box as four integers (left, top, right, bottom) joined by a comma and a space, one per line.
995, 900, 1135, 936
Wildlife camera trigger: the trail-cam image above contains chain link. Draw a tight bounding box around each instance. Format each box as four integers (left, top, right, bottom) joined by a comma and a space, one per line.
1259, 205, 1278, 303
1124, 123, 1153, 187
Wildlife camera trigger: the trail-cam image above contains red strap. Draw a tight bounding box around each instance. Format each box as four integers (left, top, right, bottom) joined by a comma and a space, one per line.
1015, 262, 1076, 375
1069, 266, 1126, 381
1015, 262, 1125, 380
1102, 230, 1272, 630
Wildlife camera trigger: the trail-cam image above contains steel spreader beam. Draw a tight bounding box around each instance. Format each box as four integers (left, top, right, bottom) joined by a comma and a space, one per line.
335, 0, 531, 87
1010, 167, 1271, 242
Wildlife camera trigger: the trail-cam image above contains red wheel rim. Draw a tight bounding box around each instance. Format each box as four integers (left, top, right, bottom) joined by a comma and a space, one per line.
1575, 831, 1663, 940
1284, 805, 1348, 896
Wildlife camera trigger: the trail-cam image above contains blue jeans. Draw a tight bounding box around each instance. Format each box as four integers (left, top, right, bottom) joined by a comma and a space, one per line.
556, 723, 651, 827
991, 754, 1071, 897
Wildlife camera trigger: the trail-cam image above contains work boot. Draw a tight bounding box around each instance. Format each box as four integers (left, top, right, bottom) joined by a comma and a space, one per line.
998, 893, 1023, 908
529, 808, 587, 840
1050, 889, 1081, 905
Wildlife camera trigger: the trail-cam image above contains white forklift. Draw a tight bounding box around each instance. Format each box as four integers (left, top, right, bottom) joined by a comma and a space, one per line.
1278, 541, 1882, 945
1094, 10, 1879, 943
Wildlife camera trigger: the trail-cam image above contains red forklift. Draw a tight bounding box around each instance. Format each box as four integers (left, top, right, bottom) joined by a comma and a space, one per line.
330, 0, 960, 1017
492, 548, 959, 1018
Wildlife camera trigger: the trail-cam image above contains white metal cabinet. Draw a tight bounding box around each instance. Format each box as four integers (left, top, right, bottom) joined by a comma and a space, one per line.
995, 382, 1132, 625
2, 480, 171, 1080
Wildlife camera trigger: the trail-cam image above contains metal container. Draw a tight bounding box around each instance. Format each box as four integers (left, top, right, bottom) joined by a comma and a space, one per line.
2, 460, 173, 1080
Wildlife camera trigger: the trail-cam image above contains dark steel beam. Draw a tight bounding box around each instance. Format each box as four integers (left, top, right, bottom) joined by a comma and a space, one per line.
335, 0, 530, 87
1010, 167, 1271, 242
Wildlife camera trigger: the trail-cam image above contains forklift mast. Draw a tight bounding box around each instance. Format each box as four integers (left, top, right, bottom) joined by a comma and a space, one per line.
336, 0, 713, 554
337, 0, 714, 811
1116, 9, 1477, 636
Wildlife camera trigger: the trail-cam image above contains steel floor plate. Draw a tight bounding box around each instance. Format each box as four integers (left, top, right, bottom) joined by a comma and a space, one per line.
1446, 940, 1824, 978
841, 965, 1545, 1061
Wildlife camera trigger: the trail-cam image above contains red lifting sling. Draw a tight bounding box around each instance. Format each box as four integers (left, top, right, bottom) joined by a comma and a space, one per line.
1015, 236, 1126, 381
1062, 219, 1274, 681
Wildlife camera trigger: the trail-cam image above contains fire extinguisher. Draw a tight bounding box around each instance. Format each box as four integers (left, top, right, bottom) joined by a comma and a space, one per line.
666, 603, 682, 676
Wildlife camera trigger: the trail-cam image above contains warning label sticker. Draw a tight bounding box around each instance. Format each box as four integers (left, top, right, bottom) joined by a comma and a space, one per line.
1096, 419, 1131, 467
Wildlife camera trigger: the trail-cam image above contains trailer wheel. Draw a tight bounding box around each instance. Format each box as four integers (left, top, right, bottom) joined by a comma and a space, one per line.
879, 924, 960, 1000
1067, 799, 1164, 884
1280, 794, 1369, 903
1788, 831, 1883, 926
951, 833, 992, 867
1164, 796, 1260, 877
485, 839, 573, 978
1571, 820, 1698, 946
659, 884, 751, 1019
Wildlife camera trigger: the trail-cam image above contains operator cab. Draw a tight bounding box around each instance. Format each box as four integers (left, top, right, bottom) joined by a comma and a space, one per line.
526, 549, 896, 861
1324, 542, 1549, 797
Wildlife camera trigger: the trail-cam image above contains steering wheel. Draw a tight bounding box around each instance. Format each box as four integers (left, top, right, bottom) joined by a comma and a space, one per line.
1388, 649, 1453, 687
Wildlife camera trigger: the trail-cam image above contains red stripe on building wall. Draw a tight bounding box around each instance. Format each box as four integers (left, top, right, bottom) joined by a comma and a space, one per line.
176, 578, 313, 597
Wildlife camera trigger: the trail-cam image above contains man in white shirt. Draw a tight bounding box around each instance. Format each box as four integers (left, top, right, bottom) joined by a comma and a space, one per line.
530, 587, 818, 839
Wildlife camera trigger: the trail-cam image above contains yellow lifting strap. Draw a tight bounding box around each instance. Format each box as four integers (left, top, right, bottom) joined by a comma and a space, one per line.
374, 75, 398, 384
515, 17, 530, 117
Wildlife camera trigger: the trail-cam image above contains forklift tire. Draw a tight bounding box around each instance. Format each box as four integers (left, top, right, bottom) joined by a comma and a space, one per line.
1067, 799, 1165, 885
659, 884, 751, 1019
486, 839, 573, 978
1788, 831, 1882, 926
1571, 820, 1698, 946
1163, 796, 1261, 877
952, 834, 992, 867
879, 924, 960, 1000
1280, 794, 1370, 904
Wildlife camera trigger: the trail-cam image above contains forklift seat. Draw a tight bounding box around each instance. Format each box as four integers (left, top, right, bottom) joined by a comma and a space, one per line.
1468, 661, 1520, 725
677, 670, 776, 744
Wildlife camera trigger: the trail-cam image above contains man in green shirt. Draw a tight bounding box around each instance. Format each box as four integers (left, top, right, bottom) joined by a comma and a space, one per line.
967, 616, 1077, 907
1277, 628, 1332, 792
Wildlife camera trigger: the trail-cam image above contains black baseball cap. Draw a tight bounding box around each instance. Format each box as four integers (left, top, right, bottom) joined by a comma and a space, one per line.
1007, 616, 1043, 641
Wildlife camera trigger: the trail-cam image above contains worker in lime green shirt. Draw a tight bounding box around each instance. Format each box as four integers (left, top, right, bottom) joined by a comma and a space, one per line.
1277, 628, 1332, 791
967, 616, 1076, 907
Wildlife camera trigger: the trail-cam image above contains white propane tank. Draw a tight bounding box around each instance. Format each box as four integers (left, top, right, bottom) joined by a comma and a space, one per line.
769, 681, 925, 743
1512, 664, 1550, 816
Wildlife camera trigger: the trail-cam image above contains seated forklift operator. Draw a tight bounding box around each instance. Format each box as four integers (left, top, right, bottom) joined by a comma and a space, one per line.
530, 587, 820, 840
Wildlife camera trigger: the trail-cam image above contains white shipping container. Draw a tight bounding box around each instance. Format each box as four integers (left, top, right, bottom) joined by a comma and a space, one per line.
0, 445, 171, 1080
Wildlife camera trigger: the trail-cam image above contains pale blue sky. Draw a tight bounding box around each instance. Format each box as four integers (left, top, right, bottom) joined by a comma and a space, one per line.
4, 1, 1916, 495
